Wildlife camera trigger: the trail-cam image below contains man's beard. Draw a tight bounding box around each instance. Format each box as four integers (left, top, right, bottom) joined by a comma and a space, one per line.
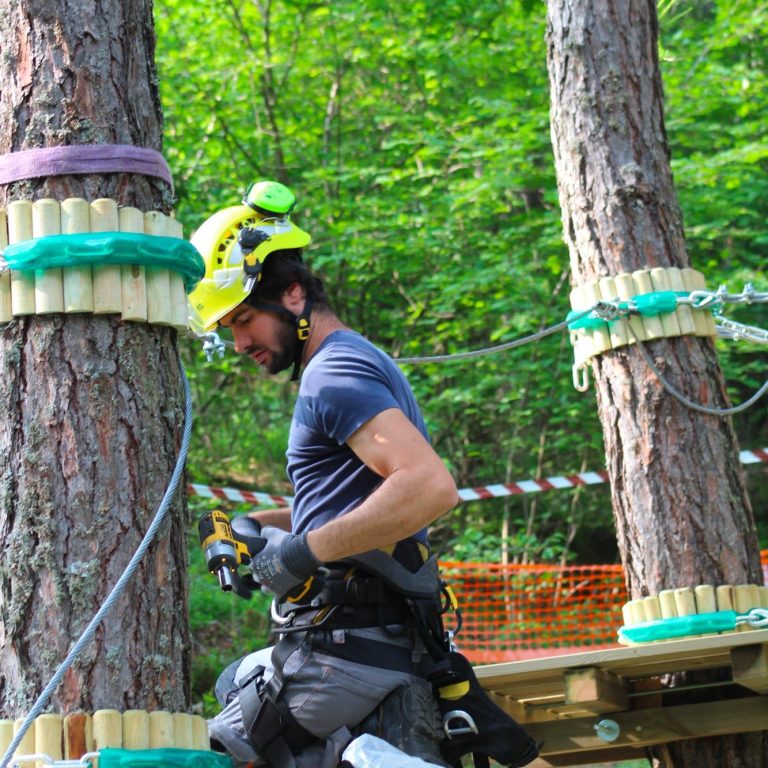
268, 317, 300, 375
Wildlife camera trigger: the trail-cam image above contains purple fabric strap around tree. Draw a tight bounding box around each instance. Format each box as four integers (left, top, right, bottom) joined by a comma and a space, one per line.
0, 144, 174, 193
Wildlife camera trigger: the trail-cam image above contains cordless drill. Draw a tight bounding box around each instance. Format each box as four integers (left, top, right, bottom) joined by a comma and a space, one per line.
198, 510, 266, 599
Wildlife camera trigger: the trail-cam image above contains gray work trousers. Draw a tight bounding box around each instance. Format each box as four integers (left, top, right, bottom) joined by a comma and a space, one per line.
208, 624, 443, 768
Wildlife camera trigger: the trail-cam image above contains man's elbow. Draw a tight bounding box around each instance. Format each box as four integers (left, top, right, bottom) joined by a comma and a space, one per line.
430, 467, 460, 515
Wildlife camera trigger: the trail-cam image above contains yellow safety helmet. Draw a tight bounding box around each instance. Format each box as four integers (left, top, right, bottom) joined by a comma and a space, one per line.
187, 204, 311, 334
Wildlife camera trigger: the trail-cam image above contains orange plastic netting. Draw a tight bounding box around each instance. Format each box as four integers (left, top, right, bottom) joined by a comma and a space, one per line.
440, 550, 768, 663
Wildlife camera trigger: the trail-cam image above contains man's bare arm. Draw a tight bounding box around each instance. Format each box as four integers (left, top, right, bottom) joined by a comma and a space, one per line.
306, 408, 458, 562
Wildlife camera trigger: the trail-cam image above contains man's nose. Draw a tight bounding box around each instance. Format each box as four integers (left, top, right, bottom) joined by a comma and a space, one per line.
232, 326, 250, 354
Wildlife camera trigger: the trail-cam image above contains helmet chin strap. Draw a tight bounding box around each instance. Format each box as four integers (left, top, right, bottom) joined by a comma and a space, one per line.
244, 293, 315, 381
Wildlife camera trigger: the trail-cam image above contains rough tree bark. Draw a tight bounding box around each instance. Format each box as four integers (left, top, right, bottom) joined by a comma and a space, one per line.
0, 0, 190, 715
546, 1, 765, 766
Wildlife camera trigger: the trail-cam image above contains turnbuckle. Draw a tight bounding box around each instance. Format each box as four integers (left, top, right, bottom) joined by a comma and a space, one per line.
716, 317, 768, 344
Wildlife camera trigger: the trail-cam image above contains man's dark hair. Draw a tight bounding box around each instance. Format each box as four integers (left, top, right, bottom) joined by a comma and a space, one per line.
251, 249, 331, 310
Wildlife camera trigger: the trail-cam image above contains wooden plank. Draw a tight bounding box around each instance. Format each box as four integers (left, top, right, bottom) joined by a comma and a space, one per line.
0, 720, 13, 757
0, 210, 10, 323
476, 629, 768, 690
172, 713, 194, 748
191, 715, 210, 750
90, 199, 122, 314
165, 216, 190, 331
527, 745, 645, 767
13, 718, 35, 761
8, 200, 36, 316
477, 630, 768, 714
63, 712, 92, 759
32, 199, 64, 313
35, 713, 62, 768
118, 206, 148, 323
122, 710, 149, 749
61, 198, 94, 313
92, 709, 122, 749
487, 690, 527, 722
524, 695, 768, 759
564, 667, 628, 714
731, 643, 768, 694
144, 211, 173, 326
148, 711, 174, 748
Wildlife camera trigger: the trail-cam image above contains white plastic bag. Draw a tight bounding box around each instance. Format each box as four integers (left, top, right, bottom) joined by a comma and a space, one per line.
340, 734, 445, 768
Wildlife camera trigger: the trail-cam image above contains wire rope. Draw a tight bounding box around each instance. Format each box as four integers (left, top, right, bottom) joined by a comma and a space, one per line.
0, 356, 194, 768
636, 340, 768, 416
394, 316, 577, 365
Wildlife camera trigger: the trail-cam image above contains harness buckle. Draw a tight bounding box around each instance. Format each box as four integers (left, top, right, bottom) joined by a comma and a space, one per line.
296, 316, 310, 341
443, 710, 479, 739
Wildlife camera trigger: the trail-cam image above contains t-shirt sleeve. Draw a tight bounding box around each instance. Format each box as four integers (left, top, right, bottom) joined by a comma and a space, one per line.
302, 351, 399, 445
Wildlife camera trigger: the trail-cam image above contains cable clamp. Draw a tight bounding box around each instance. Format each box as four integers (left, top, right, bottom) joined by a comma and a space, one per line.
201, 331, 230, 361
591, 299, 624, 321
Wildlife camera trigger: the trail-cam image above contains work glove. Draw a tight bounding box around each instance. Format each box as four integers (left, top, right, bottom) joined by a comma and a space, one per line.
249, 526, 321, 600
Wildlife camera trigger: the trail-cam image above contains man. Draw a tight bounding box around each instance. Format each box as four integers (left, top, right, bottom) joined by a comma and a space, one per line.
188, 181, 538, 768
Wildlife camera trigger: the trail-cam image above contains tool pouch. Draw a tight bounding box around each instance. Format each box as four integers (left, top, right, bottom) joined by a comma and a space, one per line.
435, 652, 539, 768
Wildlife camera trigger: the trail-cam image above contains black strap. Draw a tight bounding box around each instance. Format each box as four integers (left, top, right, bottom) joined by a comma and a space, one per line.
289, 293, 314, 381
241, 634, 317, 767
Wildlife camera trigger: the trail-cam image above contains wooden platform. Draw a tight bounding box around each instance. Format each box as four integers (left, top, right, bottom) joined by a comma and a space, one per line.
475, 629, 768, 766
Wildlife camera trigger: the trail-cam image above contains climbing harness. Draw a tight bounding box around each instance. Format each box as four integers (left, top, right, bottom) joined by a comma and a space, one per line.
202, 511, 538, 768
619, 607, 768, 644
0, 357, 194, 768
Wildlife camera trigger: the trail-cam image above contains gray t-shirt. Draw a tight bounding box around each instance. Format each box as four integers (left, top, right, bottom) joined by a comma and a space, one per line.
286, 329, 429, 542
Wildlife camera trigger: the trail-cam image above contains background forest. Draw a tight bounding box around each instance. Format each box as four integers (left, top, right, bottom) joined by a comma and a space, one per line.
152, 0, 768, 704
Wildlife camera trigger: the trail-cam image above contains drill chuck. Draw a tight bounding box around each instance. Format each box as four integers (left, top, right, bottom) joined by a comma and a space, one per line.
203, 538, 240, 590
198, 509, 265, 598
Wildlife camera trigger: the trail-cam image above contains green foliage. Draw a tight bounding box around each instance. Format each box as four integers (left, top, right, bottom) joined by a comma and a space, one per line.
156, 0, 768, 555
154, 0, 768, 698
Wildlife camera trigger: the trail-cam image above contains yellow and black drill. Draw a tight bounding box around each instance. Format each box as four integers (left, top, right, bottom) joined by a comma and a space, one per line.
198, 510, 266, 599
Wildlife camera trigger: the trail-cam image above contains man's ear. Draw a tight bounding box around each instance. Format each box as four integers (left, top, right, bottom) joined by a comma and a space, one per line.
282, 282, 306, 313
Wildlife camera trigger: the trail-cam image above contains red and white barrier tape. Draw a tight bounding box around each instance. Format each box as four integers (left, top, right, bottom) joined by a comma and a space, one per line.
188, 447, 768, 508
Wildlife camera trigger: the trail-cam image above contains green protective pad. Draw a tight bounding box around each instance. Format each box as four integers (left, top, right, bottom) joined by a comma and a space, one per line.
98, 748, 233, 768
566, 290, 693, 331
566, 309, 610, 332
2, 232, 205, 294
631, 290, 684, 316
618, 609, 737, 643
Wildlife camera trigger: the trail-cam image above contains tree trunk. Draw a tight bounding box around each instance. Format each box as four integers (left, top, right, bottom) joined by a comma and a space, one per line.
0, 0, 190, 715
546, 1, 765, 765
